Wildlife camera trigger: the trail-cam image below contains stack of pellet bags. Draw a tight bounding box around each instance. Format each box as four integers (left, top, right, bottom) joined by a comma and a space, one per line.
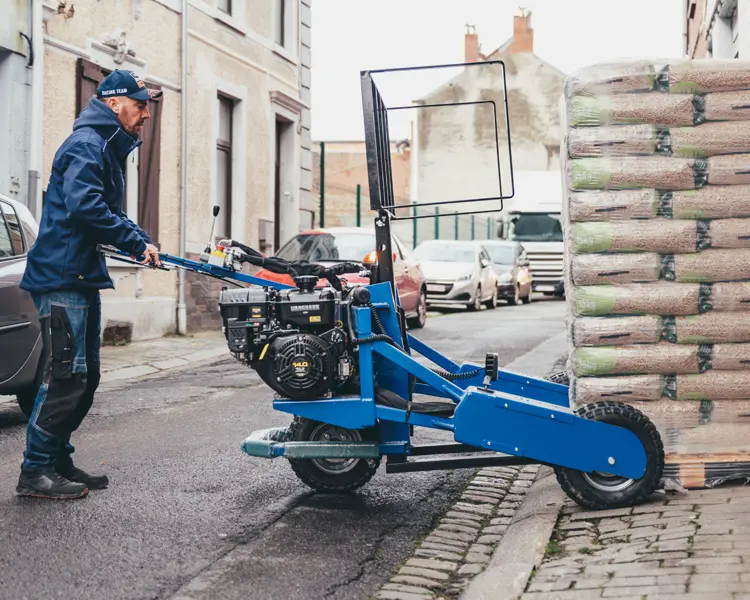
562, 59, 750, 488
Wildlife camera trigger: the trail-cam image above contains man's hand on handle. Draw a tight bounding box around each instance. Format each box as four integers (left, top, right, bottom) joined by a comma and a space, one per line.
132, 243, 161, 266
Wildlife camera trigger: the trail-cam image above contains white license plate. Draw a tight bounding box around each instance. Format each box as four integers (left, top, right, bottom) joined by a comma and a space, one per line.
427, 284, 446, 293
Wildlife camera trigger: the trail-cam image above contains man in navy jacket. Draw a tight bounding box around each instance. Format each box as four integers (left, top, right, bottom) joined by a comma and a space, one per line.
18, 70, 161, 499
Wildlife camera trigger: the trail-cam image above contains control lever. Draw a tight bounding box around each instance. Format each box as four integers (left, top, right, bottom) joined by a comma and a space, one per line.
200, 206, 222, 265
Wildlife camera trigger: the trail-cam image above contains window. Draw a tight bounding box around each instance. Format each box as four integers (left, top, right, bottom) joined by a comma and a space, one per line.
276, 232, 377, 262
217, 0, 231, 15
274, 0, 286, 46
1, 201, 24, 255
0, 204, 13, 258
216, 95, 234, 240
76, 59, 163, 246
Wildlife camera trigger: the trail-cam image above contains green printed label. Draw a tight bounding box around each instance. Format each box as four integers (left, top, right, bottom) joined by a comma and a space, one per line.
674, 207, 707, 219
573, 286, 619, 316
572, 347, 620, 377
571, 222, 614, 253
672, 145, 709, 159
670, 81, 704, 94
570, 159, 612, 190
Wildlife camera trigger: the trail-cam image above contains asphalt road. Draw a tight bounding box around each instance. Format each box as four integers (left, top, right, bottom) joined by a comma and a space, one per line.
0, 297, 565, 600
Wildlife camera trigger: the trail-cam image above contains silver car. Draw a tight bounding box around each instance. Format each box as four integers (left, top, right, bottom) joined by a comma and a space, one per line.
413, 240, 499, 311
0, 194, 42, 417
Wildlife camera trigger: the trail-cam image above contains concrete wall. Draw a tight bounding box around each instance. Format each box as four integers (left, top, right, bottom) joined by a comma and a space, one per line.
300, 0, 313, 230
0, 0, 31, 204
0, 52, 31, 204
312, 141, 411, 228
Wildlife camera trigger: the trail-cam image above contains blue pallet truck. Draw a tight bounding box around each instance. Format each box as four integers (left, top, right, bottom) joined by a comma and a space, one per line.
101, 60, 664, 510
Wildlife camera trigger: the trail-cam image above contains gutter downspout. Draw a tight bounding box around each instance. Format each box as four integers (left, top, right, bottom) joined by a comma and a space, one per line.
28, 0, 45, 219
177, 0, 188, 335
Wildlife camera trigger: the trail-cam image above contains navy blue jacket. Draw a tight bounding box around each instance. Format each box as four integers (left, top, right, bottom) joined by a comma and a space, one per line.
21, 97, 152, 293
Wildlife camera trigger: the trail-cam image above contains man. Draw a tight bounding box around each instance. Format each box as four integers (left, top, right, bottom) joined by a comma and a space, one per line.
18, 69, 162, 499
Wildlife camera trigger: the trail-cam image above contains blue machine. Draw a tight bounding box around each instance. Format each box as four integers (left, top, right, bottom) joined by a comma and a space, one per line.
100, 60, 664, 509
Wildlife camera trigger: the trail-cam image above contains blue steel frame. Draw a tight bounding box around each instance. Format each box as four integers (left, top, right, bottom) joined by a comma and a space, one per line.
100, 248, 648, 480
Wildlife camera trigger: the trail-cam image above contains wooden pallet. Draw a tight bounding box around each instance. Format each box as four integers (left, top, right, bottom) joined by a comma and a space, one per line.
664, 451, 750, 489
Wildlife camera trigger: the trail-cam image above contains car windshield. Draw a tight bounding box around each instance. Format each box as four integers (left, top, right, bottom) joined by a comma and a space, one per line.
485, 245, 515, 264
508, 214, 563, 242
275, 232, 376, 262
413, 242, 476, 263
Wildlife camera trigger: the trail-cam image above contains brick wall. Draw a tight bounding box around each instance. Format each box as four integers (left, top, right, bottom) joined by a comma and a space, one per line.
312, 141, 411, 229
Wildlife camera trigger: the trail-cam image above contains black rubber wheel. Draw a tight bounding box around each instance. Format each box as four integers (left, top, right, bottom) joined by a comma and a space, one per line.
554, 401, 665, 510
544, 370, 570, 386
468, 287, 482, 311
407, 289, 427, 329
507, 285, 520, 306
286, 417, 380, 492
484, 287, 498, 310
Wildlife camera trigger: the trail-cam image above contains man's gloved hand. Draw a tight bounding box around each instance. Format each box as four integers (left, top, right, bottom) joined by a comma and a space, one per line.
131, 243, 161, 266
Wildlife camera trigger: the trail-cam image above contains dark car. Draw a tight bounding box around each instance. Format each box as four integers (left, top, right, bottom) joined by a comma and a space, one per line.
483, 240, 533, 305
0, 195, 43, 417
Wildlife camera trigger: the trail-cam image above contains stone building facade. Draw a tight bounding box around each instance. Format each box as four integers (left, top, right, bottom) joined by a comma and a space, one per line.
685, 0, 745, 59
411, 10, 565, 244
16, 0, 313, 338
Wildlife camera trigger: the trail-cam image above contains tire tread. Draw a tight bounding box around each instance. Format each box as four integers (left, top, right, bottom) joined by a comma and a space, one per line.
554, 401, 665, 510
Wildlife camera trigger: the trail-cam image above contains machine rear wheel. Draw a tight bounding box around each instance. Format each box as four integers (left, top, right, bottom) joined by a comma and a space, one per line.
544, 370, 570, 386
554, 402, 664, 510
286, 417, 380, 493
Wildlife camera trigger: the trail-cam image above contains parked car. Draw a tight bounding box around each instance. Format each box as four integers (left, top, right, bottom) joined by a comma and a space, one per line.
0, 194, 43, 417
254, 227, 428, 329
483, 240, 533, 305
413, 240, 498, 311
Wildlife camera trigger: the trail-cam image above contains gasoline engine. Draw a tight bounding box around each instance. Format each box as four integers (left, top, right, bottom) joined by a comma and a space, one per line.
219, 274, 372, 400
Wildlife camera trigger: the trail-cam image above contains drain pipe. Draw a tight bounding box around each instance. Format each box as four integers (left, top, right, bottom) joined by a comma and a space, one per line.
27, 0, 45, 219
177, 0, 188, 335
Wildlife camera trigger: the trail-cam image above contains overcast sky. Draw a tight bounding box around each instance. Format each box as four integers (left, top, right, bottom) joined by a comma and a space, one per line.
309, 0, 686, 141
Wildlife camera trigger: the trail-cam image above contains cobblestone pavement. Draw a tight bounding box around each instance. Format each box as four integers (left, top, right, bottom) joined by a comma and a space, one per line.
522, 484, 750, 599
372, 465, 541, 600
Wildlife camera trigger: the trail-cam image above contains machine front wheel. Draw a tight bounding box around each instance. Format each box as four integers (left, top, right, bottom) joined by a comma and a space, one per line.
286, 417, 381, 493
554, 402, 664, 510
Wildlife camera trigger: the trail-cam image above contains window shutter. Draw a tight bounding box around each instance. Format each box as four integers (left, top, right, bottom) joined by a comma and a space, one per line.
138, 82, 162, 247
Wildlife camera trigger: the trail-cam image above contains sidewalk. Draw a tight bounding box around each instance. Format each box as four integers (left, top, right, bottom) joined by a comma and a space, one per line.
518, 480, 750, 599
100, 330, 229, 384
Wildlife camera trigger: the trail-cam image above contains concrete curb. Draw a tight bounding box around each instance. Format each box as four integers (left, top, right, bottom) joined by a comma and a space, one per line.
460, 467, 565, 600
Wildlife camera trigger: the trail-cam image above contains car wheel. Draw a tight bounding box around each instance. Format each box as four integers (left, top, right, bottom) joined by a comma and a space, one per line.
484, 286, 498, 309
407, 289, 428, 329
468, 286, 482, 311
507, 285, 520, 306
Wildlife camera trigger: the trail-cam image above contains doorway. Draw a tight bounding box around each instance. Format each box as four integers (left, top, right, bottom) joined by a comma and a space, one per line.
274, 116, 295, 251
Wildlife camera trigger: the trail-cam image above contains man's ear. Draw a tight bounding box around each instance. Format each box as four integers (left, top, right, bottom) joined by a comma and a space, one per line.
103, 97, 120, 115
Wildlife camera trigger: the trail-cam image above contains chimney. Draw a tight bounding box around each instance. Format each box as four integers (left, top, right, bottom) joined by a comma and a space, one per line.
464, 24, 479, 62
511, 9, 533, 53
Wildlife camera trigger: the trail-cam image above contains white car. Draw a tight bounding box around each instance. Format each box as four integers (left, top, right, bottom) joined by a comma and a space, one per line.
413, 240, 498, 311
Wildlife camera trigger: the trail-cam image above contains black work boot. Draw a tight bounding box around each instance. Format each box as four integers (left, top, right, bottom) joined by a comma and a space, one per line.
16, 471, 89, 500
57, 464, 109, 490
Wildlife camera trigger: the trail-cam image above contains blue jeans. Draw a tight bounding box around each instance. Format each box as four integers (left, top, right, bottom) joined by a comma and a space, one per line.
23, 290, 101, 474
